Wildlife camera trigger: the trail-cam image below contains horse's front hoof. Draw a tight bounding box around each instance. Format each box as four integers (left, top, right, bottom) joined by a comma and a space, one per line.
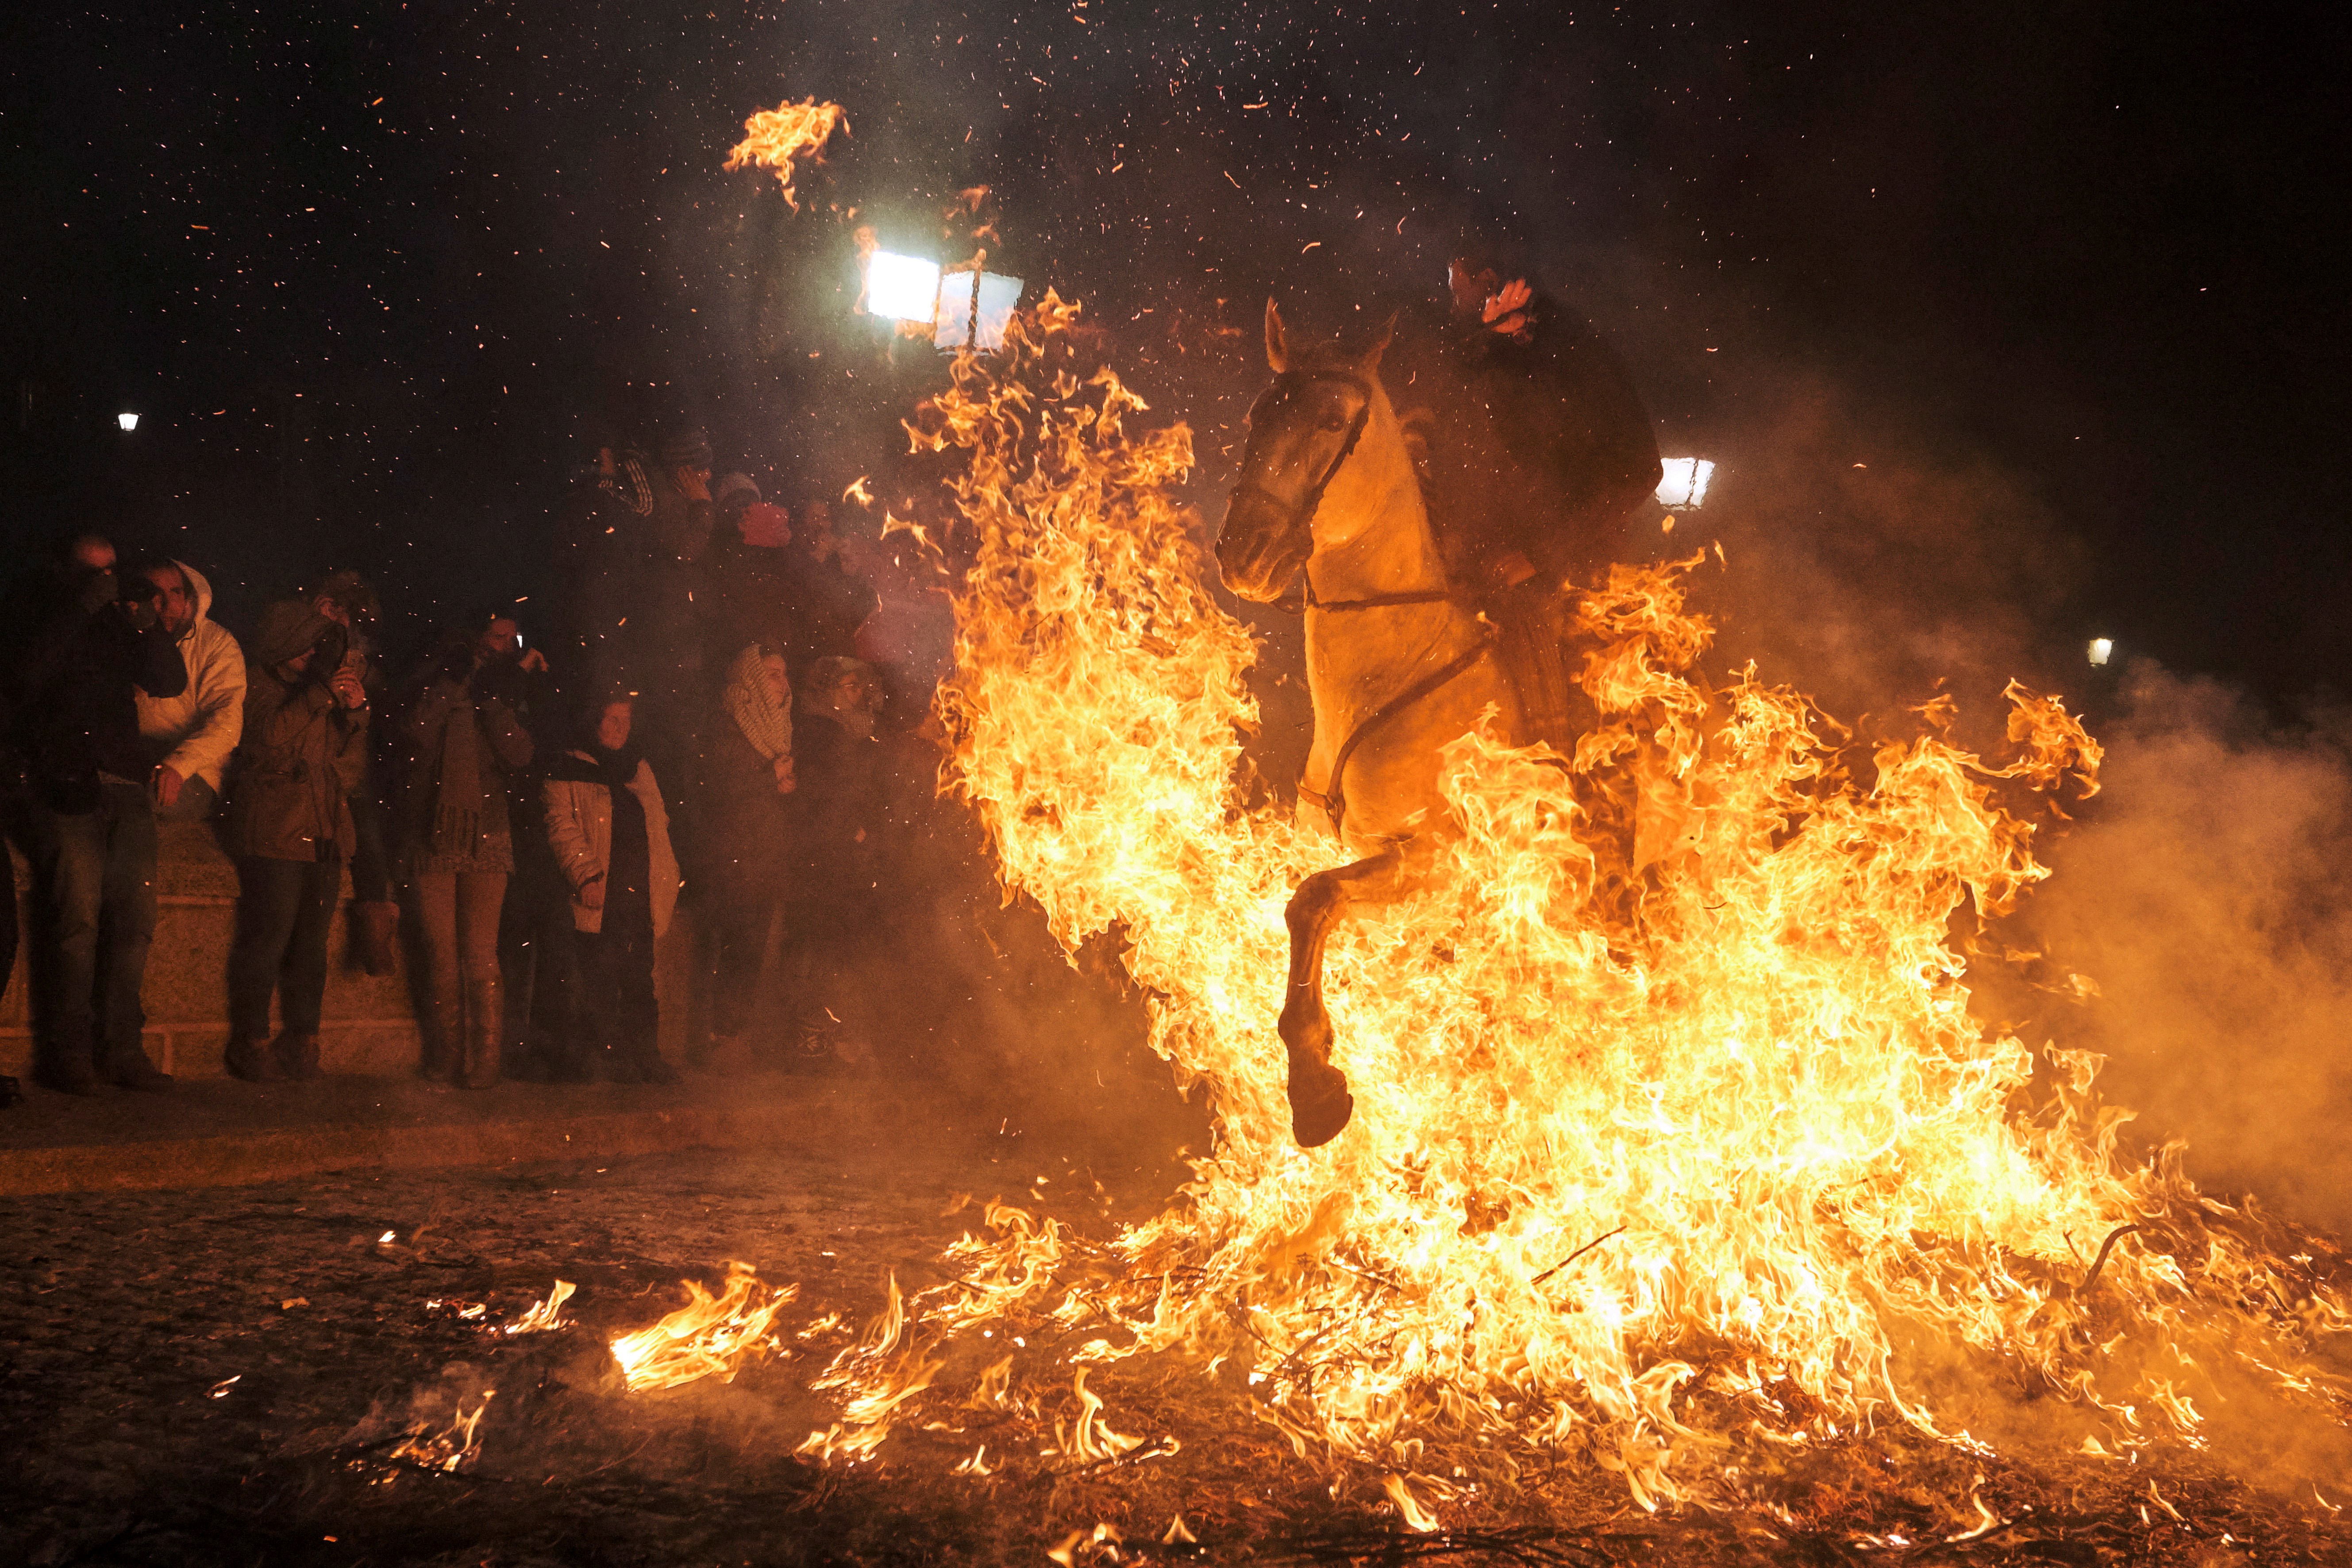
1286, 1056, 1354, 1148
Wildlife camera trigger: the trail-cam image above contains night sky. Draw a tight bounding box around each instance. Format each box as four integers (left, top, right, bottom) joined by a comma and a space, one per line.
4, 1, 2344, 710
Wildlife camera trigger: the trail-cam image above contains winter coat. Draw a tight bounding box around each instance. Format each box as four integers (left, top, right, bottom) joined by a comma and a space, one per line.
395, 671, 535, 877
223, 601, 366, 861
543, 750, 679, 936
135, 560, 246, 792
5, 567, 188, 813
1410, 295, 1662, 589
692, 717, 793, 902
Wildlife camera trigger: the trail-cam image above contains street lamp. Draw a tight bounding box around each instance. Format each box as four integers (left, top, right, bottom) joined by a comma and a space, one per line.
1655, 457, 1714, 509
864, 249, 1025, 352
117, 412, 139, 432
2088, 637, 2113, 667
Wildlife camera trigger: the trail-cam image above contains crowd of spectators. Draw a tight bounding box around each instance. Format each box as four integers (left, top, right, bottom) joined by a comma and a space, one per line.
0, 422, 959, 1102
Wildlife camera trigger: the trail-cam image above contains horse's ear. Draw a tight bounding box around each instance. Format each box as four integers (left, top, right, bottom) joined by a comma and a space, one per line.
1265, 298, 1290, 374
1364, 309, 1399, 370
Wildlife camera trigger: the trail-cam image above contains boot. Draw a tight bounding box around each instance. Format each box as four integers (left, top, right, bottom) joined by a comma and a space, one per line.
354, 901, 401, 977
104, 1048, 175, 1093
459, 975, 502, 1089
418, 994, 462, 1083
272, 1029, 322, 1081
225, 1035, 284, 1084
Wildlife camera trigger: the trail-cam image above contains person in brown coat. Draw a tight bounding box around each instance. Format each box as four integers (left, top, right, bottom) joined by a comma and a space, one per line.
221, 600, 369, 1082
394, 625, 535, 1087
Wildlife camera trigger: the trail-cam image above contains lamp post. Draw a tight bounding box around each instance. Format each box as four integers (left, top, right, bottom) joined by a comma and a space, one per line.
117, 412, 139, 432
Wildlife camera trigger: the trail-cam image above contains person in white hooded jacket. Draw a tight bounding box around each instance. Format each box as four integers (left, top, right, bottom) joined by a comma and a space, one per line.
131, 557, 246, 821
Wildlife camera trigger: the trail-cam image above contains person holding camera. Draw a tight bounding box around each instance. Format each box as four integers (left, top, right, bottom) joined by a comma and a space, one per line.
393, 621, 535, 1088
220, 600, 370, 1082
4, 534, 188, 1094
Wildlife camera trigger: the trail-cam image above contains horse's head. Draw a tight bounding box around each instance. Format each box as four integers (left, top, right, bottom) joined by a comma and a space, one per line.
1216, 301, 1393, 603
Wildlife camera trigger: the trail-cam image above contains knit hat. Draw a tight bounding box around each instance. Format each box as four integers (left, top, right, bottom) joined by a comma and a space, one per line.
739, 501, 793, 549
713, 472, 761, 509
659, 427, 713, 469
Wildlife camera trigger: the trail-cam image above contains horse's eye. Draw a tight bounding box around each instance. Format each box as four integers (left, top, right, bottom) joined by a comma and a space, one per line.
1319, 413, 1348, 432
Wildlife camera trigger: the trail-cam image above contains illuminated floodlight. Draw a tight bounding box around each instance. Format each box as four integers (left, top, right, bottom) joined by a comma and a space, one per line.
2088, 637, 2113, 667
117, 412, 139, 432
1656, 456, 1714, 509
935, 269, 1026, 353
866, 251, 942, 322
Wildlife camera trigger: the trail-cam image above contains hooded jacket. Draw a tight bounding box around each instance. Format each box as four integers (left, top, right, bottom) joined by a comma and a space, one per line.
134, 559, 246, 792
222, 601, 366, 861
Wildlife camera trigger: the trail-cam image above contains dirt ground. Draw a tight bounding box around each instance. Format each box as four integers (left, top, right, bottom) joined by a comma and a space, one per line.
3, 1083, 2348, 1568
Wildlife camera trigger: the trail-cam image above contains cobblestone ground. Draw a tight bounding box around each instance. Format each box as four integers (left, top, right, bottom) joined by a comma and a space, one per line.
4, 1088, 2349, 1568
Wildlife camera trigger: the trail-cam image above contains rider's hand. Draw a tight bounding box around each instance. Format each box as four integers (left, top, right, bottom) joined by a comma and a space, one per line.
152, 766, 185, 809
580, 878, 605, 911
1490, 550, 1538, 590
517, 647, 548, 674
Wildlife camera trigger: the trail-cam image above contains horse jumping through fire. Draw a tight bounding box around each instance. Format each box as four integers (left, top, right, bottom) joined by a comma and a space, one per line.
1220, 299, 1603, 1149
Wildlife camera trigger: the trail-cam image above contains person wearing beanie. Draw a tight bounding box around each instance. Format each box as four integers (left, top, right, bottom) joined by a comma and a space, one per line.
220, 600, 369, 1083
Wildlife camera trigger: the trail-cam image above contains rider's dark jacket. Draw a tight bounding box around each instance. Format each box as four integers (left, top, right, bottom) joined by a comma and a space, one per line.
1404, 290, 1662, 593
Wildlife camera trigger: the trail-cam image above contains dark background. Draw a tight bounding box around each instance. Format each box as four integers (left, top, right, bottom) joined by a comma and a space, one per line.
3, 0, 2344, 709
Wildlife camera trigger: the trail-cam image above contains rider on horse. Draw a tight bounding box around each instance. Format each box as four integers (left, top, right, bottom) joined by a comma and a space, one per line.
1412, 256, 1665, 749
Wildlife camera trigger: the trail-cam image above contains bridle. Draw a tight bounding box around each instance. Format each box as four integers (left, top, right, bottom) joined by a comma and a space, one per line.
1227, 368, 1376, 550
1229, 366, 1497, 840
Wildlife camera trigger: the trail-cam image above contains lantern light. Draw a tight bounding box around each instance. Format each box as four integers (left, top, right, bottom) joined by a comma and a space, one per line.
2088, 637, 2113, 667
117, 412, 139, 432
865, 251, 943, 322
1655, 457, 1714, 509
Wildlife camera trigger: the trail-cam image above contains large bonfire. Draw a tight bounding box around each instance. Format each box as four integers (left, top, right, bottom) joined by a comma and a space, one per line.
799, 297, 2351, 1520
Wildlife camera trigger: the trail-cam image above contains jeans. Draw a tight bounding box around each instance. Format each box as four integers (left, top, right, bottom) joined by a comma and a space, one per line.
408, 870, 505, 1068
347, 785, 392, 904
28, 775, 159, 1075
228, 855, 341, 1040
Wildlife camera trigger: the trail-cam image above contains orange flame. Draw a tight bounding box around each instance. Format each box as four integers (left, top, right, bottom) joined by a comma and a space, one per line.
722, 98, 847, 211
802, 297, 2352, 1507
608, 1263, 793, 1392
389, 1391, 493, 1472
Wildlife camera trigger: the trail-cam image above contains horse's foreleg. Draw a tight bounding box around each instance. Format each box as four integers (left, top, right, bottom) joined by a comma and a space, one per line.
1278, 847, 1407, 1148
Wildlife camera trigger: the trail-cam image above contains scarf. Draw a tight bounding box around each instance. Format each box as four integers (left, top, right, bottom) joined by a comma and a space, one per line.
429, 687, 495, 853
722, 643, 793, 763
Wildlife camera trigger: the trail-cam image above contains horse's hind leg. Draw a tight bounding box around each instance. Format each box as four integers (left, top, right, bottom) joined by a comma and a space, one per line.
1278, 846, 1408, 1148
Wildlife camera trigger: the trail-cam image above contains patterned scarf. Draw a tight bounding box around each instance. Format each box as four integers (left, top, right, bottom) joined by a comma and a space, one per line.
722, 644, 793, 763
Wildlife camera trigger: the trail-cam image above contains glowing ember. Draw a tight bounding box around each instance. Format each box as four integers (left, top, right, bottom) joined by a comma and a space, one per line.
609, 1263, 794, 1392
721, 98, 847, 211
795, 297, 2352, 1512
